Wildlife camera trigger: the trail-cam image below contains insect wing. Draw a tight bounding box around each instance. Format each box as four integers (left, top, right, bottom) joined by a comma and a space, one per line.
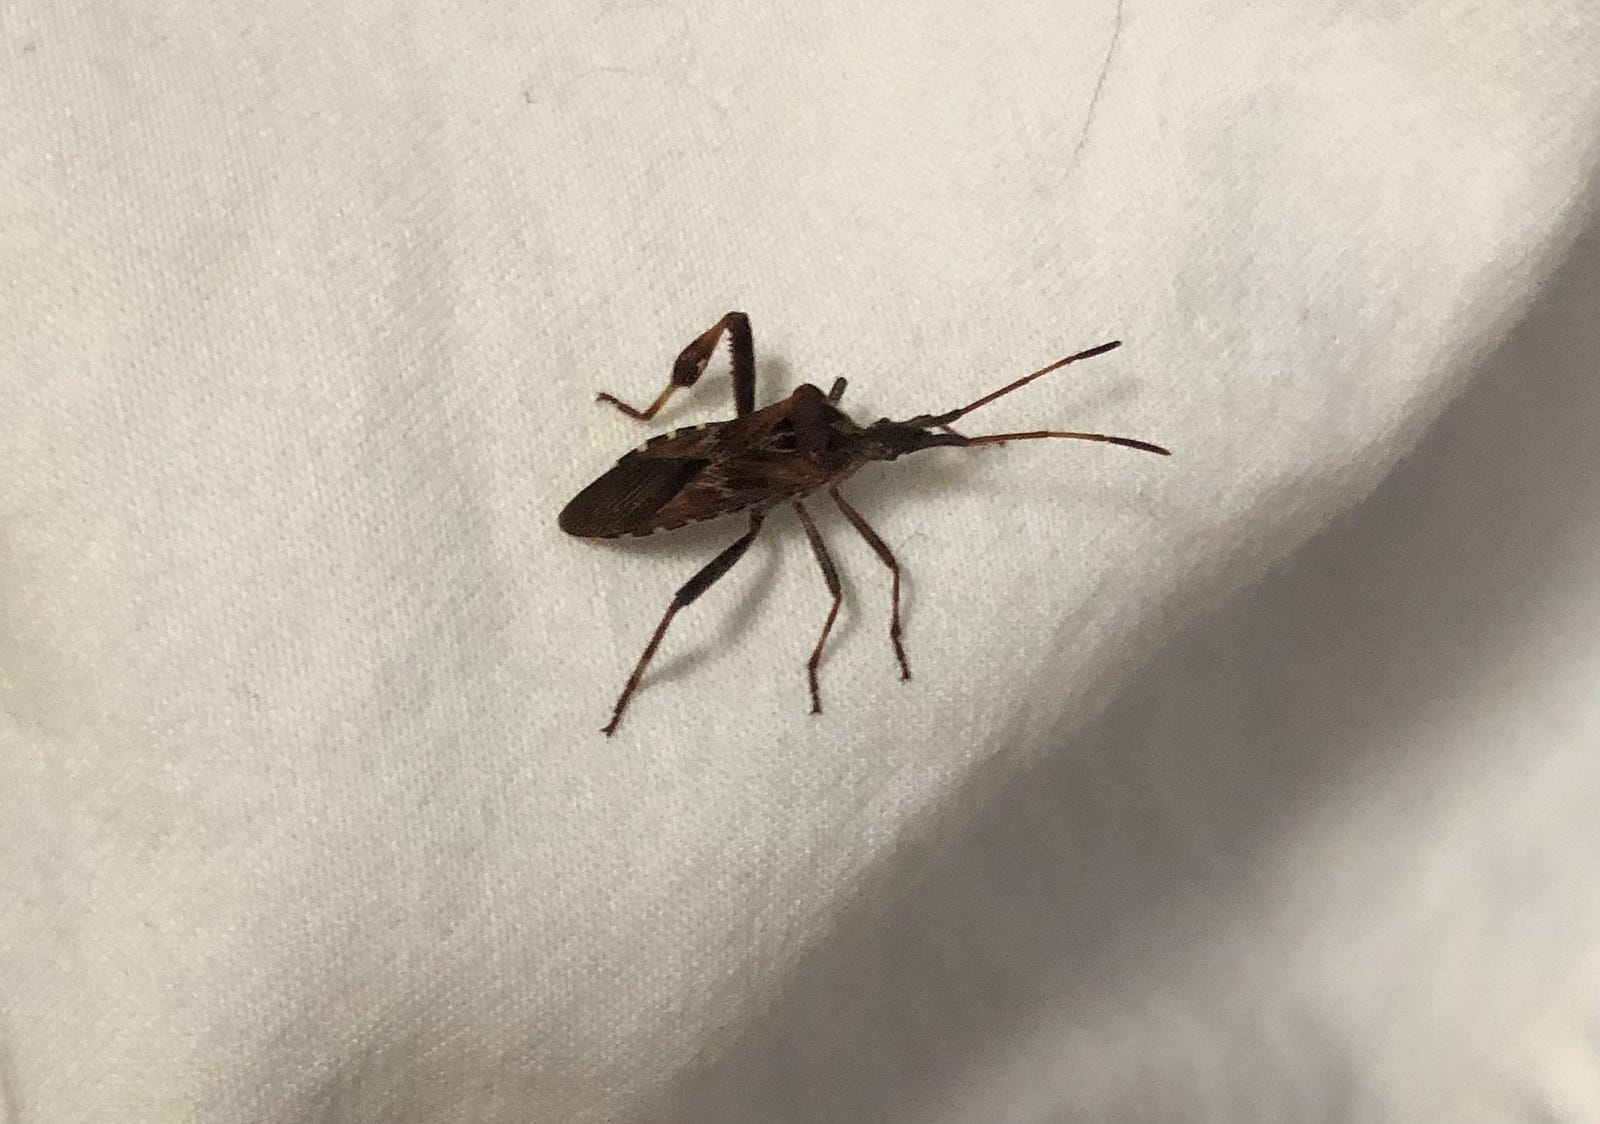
558, 451, 711, 537
647, 447, 833, 531
559, 406, 783, 538
560, 401, 835, 538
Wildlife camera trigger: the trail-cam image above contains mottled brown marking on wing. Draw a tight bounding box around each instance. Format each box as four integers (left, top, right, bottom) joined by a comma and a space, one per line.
560, 396, 857, 538
648, 444, 839, 529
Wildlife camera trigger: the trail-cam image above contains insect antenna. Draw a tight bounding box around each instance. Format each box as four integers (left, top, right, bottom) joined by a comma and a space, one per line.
965, 430, 1170, 455
922, 339, 1167, 456
939, 339, 1123, 421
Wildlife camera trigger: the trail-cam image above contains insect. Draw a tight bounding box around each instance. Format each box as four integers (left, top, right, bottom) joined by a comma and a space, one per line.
559, 312, 1169, 735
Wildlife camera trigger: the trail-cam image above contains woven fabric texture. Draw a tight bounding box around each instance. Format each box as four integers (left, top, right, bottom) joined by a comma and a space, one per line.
2, 2, 1595, 1121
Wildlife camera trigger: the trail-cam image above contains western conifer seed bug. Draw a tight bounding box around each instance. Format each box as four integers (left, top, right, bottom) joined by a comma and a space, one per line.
559, 312, 1169, 735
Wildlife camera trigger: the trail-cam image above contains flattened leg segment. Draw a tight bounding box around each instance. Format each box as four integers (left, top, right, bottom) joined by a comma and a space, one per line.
602, 511, 765, 736
596, 312, 756, 422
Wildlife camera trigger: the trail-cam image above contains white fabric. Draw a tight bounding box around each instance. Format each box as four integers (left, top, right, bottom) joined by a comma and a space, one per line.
1, 2, 1594, 1122
668, 231, 1600, 1123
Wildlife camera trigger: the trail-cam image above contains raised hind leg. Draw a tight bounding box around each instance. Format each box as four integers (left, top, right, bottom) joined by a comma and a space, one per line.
595, 312, 756, 421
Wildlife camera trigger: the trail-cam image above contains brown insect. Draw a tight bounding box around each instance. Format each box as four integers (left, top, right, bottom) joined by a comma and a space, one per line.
559, 312, 1169, 735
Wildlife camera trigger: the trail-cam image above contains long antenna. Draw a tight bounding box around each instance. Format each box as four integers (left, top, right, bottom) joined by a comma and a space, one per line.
944, 339, 1122, 422
966, 429, 1170, 455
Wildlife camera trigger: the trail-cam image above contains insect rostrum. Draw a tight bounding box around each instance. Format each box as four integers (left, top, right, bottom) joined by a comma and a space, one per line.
559, 312, 1169, 736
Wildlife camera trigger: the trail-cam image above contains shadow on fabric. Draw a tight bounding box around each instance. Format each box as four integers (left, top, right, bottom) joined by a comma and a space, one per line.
662, 224, 1600, 1123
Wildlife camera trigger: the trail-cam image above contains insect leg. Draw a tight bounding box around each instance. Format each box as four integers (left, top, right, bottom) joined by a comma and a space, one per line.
829, 487, 911, 681
602, 511, 765, 736
792, 501, 843, 714
595, 312, 756, 421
